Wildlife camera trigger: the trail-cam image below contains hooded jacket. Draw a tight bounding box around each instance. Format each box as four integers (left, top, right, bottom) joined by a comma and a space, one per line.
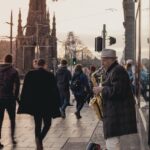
56, 65, 72, 91
0, 64, 20, 100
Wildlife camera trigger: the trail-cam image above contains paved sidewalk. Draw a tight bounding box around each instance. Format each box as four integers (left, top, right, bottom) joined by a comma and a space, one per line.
91, 121, 141, 150
1, 102, 142, 150
1, 104, 100, 150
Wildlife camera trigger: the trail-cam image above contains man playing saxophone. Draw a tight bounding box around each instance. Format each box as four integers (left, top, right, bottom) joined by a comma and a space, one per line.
93, 49, 137, 150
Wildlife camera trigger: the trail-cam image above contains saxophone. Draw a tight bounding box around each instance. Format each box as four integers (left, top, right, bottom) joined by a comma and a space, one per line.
89, 66, 104, 120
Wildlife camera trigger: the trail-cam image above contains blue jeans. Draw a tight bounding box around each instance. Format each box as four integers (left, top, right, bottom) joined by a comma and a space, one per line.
60, 96, 68, 112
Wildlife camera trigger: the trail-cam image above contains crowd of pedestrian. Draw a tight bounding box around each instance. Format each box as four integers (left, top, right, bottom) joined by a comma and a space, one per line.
0, 55, 93, 150
125, 59, 149, 101
0, 49, 149, 150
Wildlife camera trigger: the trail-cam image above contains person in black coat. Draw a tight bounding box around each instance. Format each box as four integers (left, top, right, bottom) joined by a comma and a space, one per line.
71, 64, 90, 119
93, 49, 137, 150
18, 59, 61, 150
0, 54, 20, 148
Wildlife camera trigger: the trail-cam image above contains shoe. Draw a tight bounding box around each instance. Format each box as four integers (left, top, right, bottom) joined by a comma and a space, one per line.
35, 138, 43, 150
75, 112, 82, 119
12, 140, 17, 145
0, 143, 4, 149
12, 137, 17, 145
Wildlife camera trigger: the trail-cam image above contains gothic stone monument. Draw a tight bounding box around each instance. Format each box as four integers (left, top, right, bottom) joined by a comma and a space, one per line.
16, 0, 57, 73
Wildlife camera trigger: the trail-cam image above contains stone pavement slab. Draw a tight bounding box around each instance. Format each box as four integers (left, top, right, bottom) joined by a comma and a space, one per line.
61, 142, 87, 150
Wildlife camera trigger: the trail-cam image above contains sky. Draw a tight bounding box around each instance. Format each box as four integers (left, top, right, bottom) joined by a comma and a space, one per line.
0, 0, 149, 59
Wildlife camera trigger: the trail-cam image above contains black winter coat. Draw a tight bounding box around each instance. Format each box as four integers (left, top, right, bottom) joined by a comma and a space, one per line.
102, 61, 137, 139
18, 68, 61, 118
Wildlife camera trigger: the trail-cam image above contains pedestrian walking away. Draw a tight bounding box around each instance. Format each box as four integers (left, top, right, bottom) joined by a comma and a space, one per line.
0, 54, 20, 149
56, 59, 72, 118
93, 49, 137, 150
18, 58, 61, 150
71, 64, 90, 119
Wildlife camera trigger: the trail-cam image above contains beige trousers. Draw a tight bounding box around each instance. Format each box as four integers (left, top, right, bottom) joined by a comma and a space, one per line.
106, 136, 120, 150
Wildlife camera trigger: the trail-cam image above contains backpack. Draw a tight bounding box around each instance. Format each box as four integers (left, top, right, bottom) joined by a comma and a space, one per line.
70, 73, 82, 92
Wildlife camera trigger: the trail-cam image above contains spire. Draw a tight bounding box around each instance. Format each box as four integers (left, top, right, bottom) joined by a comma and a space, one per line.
16, 0, 57, 74
47, 10, 50, 22
26, 0, 47, 36
29, 0, 46, 14
17, 9, 23, 37
51, 12, 56, 38
46, 10, 51, 34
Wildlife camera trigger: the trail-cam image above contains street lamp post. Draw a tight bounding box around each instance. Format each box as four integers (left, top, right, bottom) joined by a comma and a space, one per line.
135, 0, 142, 107
6, 10, 13, 54
102, 24, 106, 49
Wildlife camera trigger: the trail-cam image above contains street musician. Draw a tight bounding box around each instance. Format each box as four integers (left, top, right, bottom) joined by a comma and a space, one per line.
92, 49, 137, 150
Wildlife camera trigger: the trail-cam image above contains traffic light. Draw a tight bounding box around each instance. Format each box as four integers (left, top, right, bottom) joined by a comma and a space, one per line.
95, 36, 103, 52
72, 57, 77, 65
109, 36, 116, 45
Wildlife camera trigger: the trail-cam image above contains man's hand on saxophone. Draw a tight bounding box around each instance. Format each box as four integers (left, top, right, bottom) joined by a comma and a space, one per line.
93, 86, 103, 95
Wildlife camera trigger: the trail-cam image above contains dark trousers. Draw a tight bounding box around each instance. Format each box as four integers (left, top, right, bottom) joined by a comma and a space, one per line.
33, 114, 52, 142
0, 100, 16, 139
75, 95, 85, 114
